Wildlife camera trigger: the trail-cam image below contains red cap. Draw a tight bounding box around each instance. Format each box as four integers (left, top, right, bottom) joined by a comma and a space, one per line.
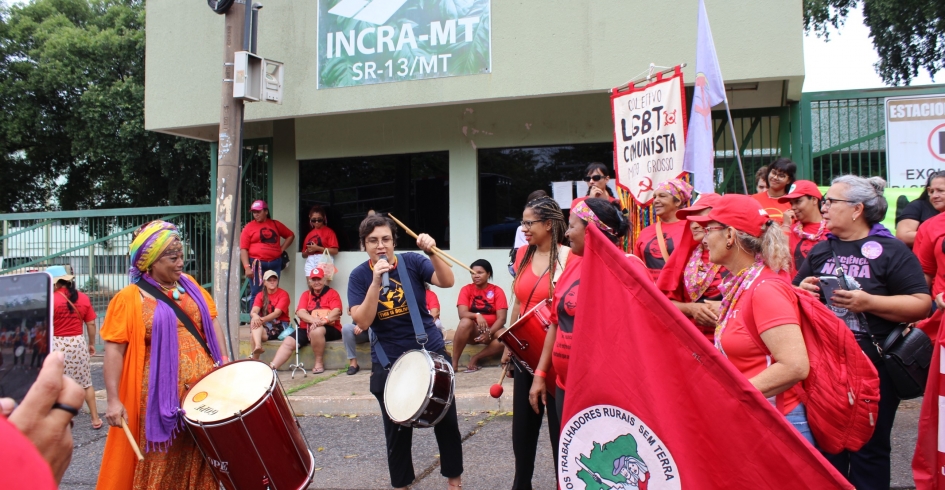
687, 194, 771, 237
777, 180, 823, 203
309, 267, 325, 279
250, 200, 268, 211
675, 193, 722, 220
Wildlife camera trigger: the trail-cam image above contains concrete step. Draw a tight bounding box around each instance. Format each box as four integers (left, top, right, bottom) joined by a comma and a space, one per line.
236, 325, 502, 371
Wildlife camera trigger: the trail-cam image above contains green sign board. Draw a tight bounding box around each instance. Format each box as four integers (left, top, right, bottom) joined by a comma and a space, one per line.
317, 0, 492, 89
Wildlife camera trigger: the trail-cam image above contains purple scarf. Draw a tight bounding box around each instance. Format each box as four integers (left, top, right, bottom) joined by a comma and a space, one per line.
141, 274, 223, 452
826, 222, 895, 241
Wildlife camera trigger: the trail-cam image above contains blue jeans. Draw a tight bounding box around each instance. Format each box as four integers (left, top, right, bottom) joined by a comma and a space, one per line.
248, 258, 283, 310
785, 402, 815, 446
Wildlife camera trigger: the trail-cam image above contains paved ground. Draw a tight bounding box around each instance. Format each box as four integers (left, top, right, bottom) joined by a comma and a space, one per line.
60, 361, 919, 489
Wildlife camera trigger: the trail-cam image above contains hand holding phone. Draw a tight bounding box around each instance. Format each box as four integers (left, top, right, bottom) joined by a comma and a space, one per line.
818, 276, 843, 306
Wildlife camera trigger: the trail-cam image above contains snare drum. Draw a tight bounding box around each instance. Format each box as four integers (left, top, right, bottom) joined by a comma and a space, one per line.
181, 359, 314, 490
497, 299, 557, 381
384, 350, 455, 428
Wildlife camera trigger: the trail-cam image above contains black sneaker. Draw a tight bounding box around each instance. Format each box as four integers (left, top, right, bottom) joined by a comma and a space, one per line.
346, 365, 360, 375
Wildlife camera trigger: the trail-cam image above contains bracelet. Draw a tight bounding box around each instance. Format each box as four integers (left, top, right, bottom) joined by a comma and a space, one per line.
534, 369, 547, 378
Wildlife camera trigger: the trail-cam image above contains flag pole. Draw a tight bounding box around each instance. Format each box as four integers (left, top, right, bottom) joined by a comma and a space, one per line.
722, 98, 749, 193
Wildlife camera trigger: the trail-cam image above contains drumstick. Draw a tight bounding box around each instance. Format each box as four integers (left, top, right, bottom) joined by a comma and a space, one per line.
497, 361, 510, 385
121, 419, 145, 461
387, 214, 475, 273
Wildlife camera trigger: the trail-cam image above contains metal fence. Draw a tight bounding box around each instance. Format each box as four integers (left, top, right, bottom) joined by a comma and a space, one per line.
711, 107, 789, 194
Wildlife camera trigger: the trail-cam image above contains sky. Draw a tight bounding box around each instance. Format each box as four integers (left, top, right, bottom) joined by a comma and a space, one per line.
803, 5, 941, 92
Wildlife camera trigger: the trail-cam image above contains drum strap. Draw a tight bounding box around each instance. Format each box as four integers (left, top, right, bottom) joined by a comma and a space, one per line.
371, 254, 430, 370
136, 280, 213, 360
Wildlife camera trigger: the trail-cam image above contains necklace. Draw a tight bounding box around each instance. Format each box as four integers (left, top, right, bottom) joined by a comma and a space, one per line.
158, 281, 186, 300
793, 221, 826, 241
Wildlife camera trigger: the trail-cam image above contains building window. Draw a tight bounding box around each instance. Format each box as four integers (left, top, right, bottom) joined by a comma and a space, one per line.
478, 143, 614, 249
299, 151, 450, 252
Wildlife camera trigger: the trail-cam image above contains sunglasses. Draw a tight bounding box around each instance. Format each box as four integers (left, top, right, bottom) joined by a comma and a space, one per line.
583, 175, 605, 182
310, 218, 325, 223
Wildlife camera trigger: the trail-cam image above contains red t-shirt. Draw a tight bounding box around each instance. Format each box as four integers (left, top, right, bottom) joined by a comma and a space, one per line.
0, 415, 57, 489
457, 283, 509, 326
253, 287, 291, 323
298, 288, 343, 331
426, 290, 440, 312
718, 269, 801, 415
512, 245, 575, 313
303, 226, 339, 251
914, 212, 945, 297
634, 219, 688, 281
788, 221, 827, 273
53, 291, 96, 337
549, 255, 583, 389
240, 219, 294, 262
751, 192, 792, 224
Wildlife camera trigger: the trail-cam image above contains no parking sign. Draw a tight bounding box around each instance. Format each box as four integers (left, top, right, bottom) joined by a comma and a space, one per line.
885, 94, 945, 187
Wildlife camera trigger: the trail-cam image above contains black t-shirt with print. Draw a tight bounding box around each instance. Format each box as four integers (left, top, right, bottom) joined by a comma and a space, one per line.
793, 235, 929, 336
348, 252, 444, 364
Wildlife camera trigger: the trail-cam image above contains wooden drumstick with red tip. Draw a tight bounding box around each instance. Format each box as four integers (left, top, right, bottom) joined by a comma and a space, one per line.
489, 362, 511, 398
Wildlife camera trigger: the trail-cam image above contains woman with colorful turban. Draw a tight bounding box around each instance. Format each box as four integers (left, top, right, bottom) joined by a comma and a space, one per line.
96, 221, 227, 490
634, 178, 693, 281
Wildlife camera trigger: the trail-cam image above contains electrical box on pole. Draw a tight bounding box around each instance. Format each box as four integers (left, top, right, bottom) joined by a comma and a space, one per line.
263, 59, 284, 104
233, 51, 264, 101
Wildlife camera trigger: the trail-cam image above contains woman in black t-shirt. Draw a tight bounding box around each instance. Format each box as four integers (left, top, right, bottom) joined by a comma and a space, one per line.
895, 171, 945, 248
795, 175, 930, 490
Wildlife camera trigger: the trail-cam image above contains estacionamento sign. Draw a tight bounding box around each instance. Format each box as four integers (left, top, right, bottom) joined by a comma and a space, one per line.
885, 94, 945, 187
317, 0, 492, 89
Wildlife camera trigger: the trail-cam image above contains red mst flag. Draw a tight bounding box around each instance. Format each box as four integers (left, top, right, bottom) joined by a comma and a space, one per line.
913, 325, 945, 489
557, 225, 851, 489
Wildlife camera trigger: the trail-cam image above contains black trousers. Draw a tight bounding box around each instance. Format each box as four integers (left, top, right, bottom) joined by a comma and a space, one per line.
511, 362, 560, 490
822, 360, 900, 490
370, 352, 463, 488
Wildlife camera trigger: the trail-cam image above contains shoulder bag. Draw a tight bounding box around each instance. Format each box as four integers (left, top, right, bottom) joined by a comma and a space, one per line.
829, 242, 932, 399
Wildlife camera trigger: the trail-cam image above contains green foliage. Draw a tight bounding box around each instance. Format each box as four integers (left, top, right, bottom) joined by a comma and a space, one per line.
0, 0, 211, 212
803, 0, 944, 85
80, 276, 98, 293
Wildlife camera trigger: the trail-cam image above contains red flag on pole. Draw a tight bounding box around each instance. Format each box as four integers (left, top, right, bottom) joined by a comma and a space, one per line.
558, 225, 852, 489
913, 327, 944, 489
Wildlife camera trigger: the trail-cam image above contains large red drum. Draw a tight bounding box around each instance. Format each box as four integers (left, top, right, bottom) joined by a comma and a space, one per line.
497, 299, 557, 382
181, 359, 314, 490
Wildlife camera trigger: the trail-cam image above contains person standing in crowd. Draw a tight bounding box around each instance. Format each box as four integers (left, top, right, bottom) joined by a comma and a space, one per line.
270, 267, 342, 374
584, 162, 616, 199
688, 194, 814, 444
240, 200, 295, 309
498, 196, 572, 489
795, 175, 930, 490
895, 171, 945, 248
49, 266, 103, 430
755, 165, 769, 194
302, 205, 340, 276
778, 180, 826, 272
98, 221, 227, 490
657, 193, 724, 343
249, 270, 291, 360
512, 190, 549, 259
529, 197, 628, 427
451, 259, 508, 374
348, 214, 462, 490
634, 178, 693, 281
751, 158, 797, 223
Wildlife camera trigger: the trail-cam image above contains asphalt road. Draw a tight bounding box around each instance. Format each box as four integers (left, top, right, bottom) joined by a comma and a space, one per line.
55, 364, 920, 489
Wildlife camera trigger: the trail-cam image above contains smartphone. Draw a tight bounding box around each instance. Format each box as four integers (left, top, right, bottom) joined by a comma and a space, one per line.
0, 272, 54, 403
818, 276, 843, 306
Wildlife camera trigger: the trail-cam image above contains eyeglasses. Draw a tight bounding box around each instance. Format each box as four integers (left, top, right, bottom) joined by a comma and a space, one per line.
702, 225, 728, 233
822, 197, 855, 208
769, 171, 789, 180
366, 236, 393, 246
583, 175, 605, 182
310, 218, 325, 223
521, 219, 545, 229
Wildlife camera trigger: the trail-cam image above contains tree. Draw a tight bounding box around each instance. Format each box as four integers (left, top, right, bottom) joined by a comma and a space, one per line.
804, 0, 945, 85
0, 0, 211, 213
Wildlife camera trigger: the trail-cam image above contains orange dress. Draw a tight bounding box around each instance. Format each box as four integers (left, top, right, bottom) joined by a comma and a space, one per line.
96, 278, 219, 490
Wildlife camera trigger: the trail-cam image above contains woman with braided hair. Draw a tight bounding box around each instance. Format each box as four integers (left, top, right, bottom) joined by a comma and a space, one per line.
97, 221, 228, 490
492, 196, 576, 489
528, 197, 629, 427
